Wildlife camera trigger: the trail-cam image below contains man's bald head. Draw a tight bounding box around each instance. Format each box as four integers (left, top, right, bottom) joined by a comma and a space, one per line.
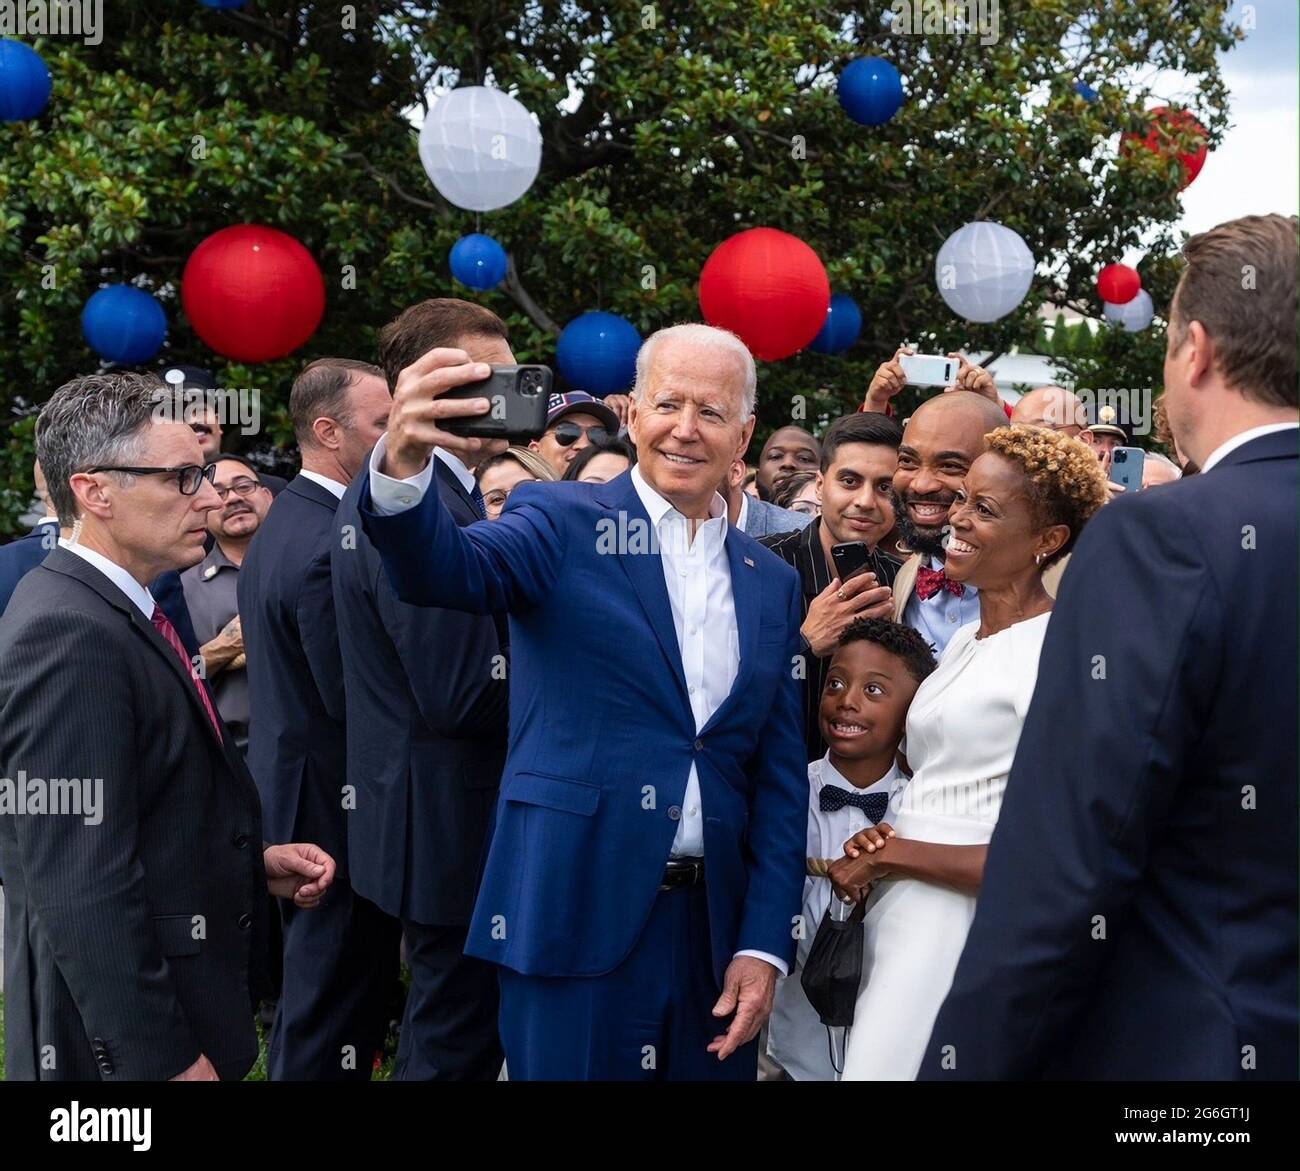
756, 424, 821, 500
894, 393, 1009, 559
1011, 385, 1088, 437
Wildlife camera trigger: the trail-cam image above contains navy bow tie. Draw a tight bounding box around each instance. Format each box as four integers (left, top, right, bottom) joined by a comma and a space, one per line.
819, 786, 890, 823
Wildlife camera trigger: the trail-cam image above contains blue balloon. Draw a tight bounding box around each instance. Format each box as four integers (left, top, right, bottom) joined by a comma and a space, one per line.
199, 1, 247, 9
556, 312, 642, 397
82, 285, 168, 365
809, 293, 863, 355
838, 57, 903, 126
0, 39, 52, 122
449, 233, 509, 290
1073, 80, 1099, 102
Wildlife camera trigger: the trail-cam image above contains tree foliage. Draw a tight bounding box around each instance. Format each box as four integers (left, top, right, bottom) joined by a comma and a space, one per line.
0, 0, 1241, 533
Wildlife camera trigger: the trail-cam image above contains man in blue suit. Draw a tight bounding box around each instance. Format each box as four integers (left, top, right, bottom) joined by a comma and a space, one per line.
239, 357, 401, 1080
333, 300, 514, 1080
922, 213, 1299, 1080
360, 322, 808, 1081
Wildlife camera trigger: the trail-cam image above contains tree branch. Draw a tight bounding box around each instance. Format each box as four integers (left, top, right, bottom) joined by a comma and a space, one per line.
344, 152, 450, 217
502, 253, 560, 335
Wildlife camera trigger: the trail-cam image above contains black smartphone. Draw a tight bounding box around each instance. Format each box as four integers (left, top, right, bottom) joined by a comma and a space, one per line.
442, 364, 552, 442
831, 541, 878, 583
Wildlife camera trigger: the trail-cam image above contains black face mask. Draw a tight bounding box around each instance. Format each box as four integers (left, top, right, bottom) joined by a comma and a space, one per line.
800, 896, 867, 1028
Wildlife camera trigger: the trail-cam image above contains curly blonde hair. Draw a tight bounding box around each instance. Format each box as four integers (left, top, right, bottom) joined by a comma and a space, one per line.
984, 427, 1109, 567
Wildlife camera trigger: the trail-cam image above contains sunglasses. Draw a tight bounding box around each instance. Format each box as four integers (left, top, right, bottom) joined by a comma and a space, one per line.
86, 463, 217, 496
551, 422, 612, 448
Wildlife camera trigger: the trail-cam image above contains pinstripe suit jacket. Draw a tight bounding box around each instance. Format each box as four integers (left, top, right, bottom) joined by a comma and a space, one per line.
0, 548, 266, 1081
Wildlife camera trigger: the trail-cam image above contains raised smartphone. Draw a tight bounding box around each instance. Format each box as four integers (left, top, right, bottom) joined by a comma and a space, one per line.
442, 364, 552, 442
898, 352, 957, 387
1109, 446, 1146, 493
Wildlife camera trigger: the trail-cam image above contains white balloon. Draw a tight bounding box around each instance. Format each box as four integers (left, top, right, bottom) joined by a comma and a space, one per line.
935, 221, 1036, 323
419, 86, 542, 212
1103, 288, 1155, 332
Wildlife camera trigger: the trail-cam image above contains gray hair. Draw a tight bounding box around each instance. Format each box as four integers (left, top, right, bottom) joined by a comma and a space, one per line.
1145, 450, 1183, 479
36, 372, 168, 525
633, 323, 757, 419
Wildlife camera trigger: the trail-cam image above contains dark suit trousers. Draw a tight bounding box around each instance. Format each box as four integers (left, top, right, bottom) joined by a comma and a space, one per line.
497, 884, 758, 1081
267, 765, 401, 1081
393, 920, 503, 1080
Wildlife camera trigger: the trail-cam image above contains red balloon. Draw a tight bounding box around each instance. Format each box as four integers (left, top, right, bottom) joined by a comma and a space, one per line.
1097, 263, 1141, 305
1122, 106, 1208, 190
182, 225, 325, 362
698, 228, 830, 361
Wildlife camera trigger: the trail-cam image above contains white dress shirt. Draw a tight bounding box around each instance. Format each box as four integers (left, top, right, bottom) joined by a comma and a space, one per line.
768, 754, 907, 1080
1199, 421, 1299, 474
297, 468, 348, 500
366, 442, 786, 973
58, 539, 156, 619
434, 447, 477, 496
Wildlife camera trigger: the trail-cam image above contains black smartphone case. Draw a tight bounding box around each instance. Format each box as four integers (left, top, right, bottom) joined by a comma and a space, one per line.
443, 365, 552, 442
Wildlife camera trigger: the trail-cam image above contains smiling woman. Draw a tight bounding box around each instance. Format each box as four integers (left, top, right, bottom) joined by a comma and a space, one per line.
832, 425, 1109, 1081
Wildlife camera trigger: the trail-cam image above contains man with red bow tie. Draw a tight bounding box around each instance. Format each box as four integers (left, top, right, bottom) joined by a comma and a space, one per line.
875, 392, 1009, 657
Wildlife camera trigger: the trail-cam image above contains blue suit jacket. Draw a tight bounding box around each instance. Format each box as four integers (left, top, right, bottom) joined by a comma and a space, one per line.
921, 429, 1299, 1079
238, 475, 346, 852
360, 469, 808, 983
333, 460, 508, 925
0, 523, 58, 615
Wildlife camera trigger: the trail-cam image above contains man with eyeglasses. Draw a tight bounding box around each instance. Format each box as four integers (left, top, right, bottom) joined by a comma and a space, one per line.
180, 455, 273, 753
527, 392, 621, 478
0, 372, 337, 1081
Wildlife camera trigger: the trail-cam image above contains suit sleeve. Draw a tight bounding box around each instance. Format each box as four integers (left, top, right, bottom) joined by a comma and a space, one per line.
2, 612, 201, 1079
360, 471, 565, 615
295, 546, 347, 726
375, 556, 510, 739
736, 571, 811, 967
920, 499, 1218, 1079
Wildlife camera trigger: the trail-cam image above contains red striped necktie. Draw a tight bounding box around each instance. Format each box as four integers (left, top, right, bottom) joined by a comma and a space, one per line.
151, 605, 223, 742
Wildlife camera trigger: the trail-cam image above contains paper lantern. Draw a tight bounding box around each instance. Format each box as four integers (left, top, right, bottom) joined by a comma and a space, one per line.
199, 1, 246, 8
449, 233, 508, 290
809, 293, 863, 355
81, 285, 167, 364
556, 312, 642, 397
0, 39, 51, 122
419, 86, 541, 212
699, 228, 830, 361
1097, 263, 1140, 305
838, 57, 904, 126
181, 225, 325, 363
1104, 289, 1154, 332
1123, 106, 1208, 190
935, 221, 1035, 323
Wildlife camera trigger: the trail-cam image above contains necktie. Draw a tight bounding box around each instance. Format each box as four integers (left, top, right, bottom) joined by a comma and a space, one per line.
914, 563, 966, 601
819, 786, 890, 824
470, 482, 487, 520
151, 605, 223, 742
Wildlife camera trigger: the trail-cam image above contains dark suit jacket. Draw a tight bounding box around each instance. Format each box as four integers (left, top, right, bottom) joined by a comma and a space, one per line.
333, 459, 508, 925
360, 468, 808, 984
921, 428, 1299, 1080
0, 549, 266, 1081
238, 474, 347, 854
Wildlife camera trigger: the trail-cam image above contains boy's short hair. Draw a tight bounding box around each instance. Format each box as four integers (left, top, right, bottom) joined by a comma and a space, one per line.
835, 618, 937, 685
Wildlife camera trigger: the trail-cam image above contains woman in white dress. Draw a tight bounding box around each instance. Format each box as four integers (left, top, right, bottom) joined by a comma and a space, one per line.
833, 426, 1110, 1081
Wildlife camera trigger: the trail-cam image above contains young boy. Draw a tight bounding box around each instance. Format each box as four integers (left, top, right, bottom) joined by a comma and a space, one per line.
766, 617, 937, 1080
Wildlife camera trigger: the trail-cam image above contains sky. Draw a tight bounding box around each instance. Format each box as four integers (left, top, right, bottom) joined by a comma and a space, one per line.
1177, 0, 1299, 236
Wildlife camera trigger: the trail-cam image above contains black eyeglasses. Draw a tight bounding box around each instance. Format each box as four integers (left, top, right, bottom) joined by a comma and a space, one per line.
86, 463, 217, 496
552, 422, 612, 448
213, 476, 264, 502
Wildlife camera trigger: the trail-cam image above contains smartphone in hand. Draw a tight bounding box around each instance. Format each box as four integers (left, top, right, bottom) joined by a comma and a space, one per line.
441, 365, 552, 442
1108, 446, 1146, 493
898, 353, 958, 388
831, 541, 878, 583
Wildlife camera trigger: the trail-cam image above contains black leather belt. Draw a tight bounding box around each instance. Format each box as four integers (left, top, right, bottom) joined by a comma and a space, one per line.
660, 858, 705, 890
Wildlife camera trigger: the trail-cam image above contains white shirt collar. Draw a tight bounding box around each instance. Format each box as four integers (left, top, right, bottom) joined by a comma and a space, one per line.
815, 752, 901, 794
630, 464, 728, 527
298, 468, 348, 500
736, 491, 750, 532
1200, 422, 1299, 474
58, 539, 156, 619
434, 447, 477, 495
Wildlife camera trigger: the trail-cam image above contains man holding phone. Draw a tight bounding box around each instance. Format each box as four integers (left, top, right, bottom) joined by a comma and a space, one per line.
762, 413, 903, 760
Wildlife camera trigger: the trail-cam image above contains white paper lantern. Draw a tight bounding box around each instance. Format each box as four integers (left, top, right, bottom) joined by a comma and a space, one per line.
418, 86, 542, 212
935, 221, 1036, 323
1103, 288, 1154, 332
